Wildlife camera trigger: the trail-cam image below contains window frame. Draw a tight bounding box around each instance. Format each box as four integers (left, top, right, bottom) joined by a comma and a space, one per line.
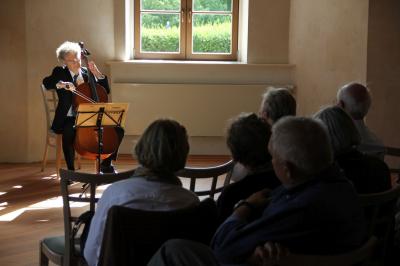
134, 0, 239, 61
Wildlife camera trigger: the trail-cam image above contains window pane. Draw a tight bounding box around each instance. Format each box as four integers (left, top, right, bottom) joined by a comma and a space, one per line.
193, 0, 232, 12
192, 14, 232, 54
141, 0, 180, 11
141, 14, 180, 53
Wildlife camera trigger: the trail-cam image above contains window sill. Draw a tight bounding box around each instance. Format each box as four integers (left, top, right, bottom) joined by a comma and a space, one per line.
107, 60, 295, 85
108, 59, 295, 67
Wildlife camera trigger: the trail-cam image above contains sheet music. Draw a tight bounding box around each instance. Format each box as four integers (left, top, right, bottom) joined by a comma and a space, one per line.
75, 103, 129, 128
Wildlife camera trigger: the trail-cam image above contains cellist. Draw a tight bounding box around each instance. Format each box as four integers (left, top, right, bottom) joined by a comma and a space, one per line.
43, 41, 123, 173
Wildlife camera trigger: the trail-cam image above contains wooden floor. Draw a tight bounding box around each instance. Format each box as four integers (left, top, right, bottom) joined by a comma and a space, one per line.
0, 155, 230, 266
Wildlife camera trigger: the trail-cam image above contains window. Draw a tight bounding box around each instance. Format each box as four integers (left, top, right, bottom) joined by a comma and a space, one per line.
134, 0, 239, 60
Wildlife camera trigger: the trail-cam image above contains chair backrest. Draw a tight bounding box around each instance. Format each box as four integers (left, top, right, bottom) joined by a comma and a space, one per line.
359, 144, 400, 183
358, 184, 400, 261
359, 185, 400, 235
41, 84, 58, 131
59, 168, 136, 266
98, 198, 218, 266
176, 160, 234, 198
384, 146, 400, 184
269, 236, 377, 266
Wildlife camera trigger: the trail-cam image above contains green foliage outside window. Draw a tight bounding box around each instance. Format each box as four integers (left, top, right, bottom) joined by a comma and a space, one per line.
192, 23, 231, 53
142, 27, 180, 52
142, 0, 180, 11
140, 0, 233, 54
142, 0, 231, 11
141, 23, 231, 53
193, 0, 232, 11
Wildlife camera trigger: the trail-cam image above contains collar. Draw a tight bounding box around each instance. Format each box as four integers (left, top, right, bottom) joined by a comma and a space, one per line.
133, 166, 183, 186
68, 68, 82, 78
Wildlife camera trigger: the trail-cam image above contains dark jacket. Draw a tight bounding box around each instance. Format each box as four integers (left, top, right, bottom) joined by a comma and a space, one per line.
212, 164, 367, 264
217, 166, 280, 223
42, 66, 110, 133
336, 148, 392, 194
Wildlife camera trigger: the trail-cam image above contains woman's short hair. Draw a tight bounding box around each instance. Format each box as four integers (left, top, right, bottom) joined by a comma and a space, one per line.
135, 119, 189, 175
260, 87, 296, 123
270, 116, 333, 176
314, 106, 361, 155
56, 41, 81, 61
227, 113, 272, 169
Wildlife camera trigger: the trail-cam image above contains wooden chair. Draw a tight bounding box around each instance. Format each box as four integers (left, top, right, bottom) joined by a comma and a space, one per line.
98, 198, 218, 266
40, 85, 81, 177
39, 168, 136, 266
359, 144, 400, 184
358, 184, 400, 264
176, 160, 234, 199
384, 146, 400, 184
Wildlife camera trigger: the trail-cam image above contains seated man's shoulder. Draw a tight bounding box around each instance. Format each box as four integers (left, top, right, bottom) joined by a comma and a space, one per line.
293, 173, 355, 205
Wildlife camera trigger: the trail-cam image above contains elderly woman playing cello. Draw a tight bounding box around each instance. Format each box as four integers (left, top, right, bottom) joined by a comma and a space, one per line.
43, 41, 123, 173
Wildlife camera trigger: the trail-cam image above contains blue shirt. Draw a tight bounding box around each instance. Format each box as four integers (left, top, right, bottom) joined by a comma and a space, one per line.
84, 175, 199, 266
211, 165, 367, 265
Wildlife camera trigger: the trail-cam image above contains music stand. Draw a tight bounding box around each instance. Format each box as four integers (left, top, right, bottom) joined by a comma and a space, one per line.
74, 103, 129, 173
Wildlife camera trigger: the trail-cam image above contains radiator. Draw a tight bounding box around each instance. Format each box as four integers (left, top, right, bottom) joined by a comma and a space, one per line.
112, 83, 294, 136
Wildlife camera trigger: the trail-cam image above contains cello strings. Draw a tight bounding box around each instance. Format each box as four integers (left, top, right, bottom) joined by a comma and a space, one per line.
71, 89, 97, 103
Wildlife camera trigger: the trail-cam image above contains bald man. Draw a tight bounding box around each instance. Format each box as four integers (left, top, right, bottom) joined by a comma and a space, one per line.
337, 82, 385, 159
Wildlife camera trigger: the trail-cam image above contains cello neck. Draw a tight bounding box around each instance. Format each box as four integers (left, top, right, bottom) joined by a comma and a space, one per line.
79, 42, 99, 102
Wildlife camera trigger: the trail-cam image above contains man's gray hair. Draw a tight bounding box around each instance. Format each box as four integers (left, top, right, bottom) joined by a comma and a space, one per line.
270, 116, 333, 176
314, 106, 361, 155
337, 82, 371, 120
260, 87, 296, 123
56, 41, 81, 61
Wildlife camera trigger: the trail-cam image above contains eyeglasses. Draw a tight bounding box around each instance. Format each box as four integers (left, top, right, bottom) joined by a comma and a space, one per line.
63, 58, 80, 64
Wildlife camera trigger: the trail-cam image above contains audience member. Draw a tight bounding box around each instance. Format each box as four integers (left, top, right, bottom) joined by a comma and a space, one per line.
314, 106, 391, 193
217, 113, 280, 222
337, 82, 385, 159
259, 87, 296, 125
212, 117, 366, 265
84, 119, 199, 266
232, 87, 296, 182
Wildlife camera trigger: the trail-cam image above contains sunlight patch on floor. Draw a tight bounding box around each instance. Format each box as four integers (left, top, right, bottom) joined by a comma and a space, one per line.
0, 194, 91, 222
36, 219, 49, 223
42, 176, 56, 180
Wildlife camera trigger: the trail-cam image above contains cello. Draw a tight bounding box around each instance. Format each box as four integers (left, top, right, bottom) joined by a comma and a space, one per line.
69, 42, 120, 166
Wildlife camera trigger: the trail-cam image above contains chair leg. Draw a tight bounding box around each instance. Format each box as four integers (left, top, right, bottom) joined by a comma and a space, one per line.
56, 134, 62, 178
95, 160, 99, 173
76, 154, 82, 170
41, 135, 49, 172
39, 243, 49, 266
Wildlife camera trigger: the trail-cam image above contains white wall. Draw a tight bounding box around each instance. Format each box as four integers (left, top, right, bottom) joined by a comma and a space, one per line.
367, 0, 400, 148
289, 0, 369, 116
0, 0, 28, 162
